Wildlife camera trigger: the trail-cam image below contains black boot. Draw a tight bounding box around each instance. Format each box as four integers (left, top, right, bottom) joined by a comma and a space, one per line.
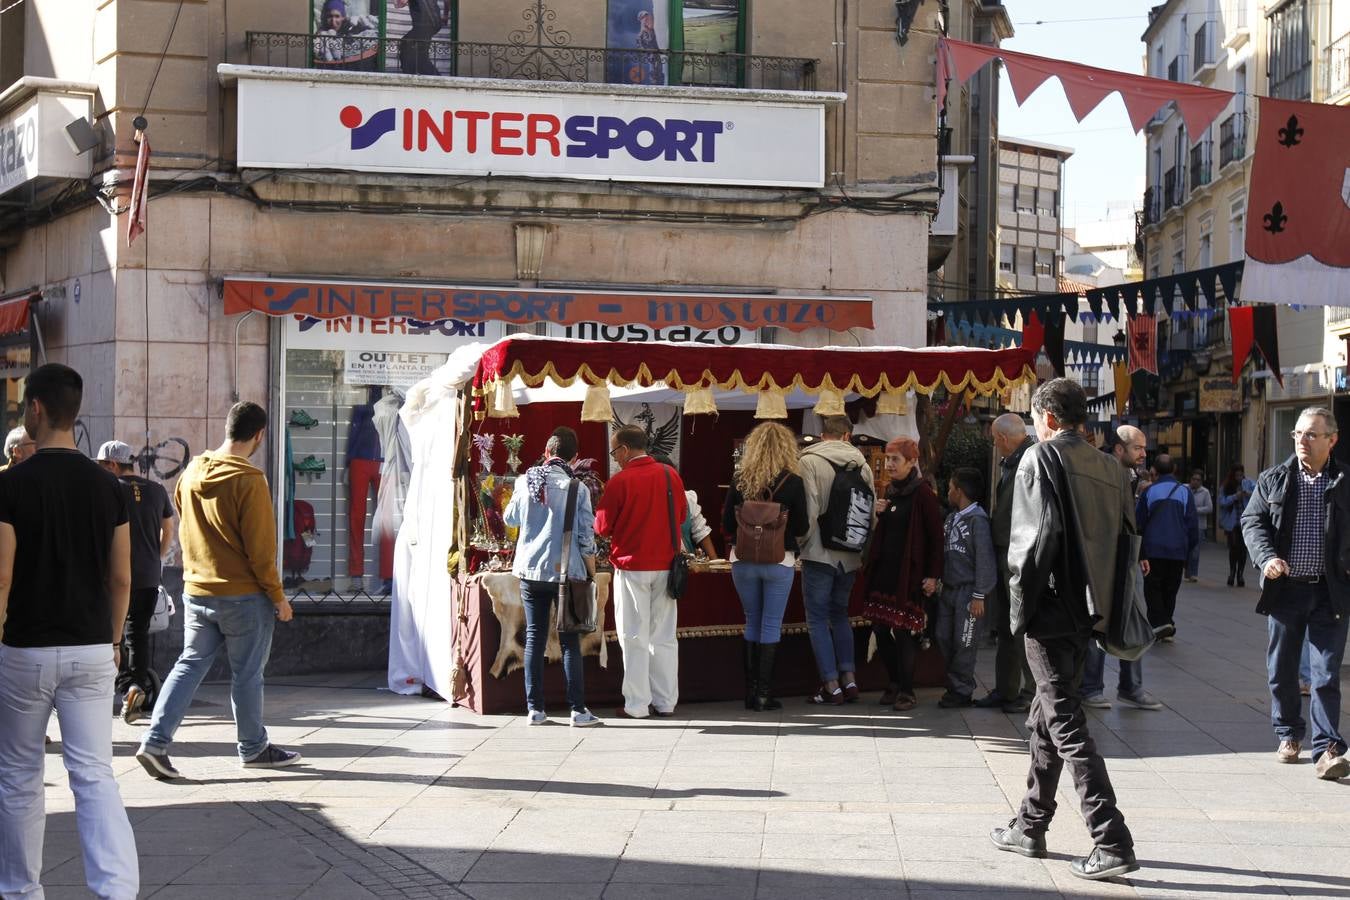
743, 641, 759, 710
753, 642, 783, 711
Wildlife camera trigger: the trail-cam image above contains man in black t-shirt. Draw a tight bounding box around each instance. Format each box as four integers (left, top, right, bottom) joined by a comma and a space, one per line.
0, 364, 139, 899
97, 439, 175, 724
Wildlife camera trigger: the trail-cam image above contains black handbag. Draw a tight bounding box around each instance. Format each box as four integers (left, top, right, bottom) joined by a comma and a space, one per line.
663, 467, 690, 600
1100, 527, 1155, 661
555, 479, 598, 635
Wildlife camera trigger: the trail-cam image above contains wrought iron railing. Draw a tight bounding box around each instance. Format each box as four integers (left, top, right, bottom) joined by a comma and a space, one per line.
245, 32, 817, 92
1323, 31, 1350, 99
1328, 305, 1350, 325
1193, 22, 1214, 73
1164, 165, 1185, 208
1219, 112, 1246, 166
1142, 186, 1162, 226
1189, 140, 1211, 191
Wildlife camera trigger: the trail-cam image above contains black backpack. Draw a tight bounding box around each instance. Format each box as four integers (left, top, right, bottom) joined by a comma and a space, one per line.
817, 460, 874, 553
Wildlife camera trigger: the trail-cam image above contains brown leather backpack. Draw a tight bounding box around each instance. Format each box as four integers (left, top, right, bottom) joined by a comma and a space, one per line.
735, 476, 790, 564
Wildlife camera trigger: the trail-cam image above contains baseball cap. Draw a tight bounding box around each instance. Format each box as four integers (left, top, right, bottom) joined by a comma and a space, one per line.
96, 440, 135, 464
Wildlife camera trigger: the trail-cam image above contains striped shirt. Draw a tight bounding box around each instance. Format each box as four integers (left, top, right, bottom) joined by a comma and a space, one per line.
1288, 465, 1330, 577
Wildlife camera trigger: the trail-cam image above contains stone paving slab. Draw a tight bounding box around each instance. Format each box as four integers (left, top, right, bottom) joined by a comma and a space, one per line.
30, 544, 1350, 897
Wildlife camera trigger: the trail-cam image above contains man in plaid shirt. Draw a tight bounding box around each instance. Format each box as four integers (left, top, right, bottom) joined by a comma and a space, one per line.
1242, 407, 1350, 781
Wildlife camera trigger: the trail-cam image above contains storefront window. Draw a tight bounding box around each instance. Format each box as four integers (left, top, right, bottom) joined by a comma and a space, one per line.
0, 343, 29, 433
279, 315, 491, 600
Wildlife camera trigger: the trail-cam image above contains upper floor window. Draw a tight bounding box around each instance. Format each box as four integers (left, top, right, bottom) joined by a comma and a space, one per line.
607, 0, 746, 87
1267, 0, 1311, 100
310, 0, 457, 74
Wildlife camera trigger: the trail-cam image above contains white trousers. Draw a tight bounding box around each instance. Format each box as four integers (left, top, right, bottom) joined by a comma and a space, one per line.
0, 644, 139, 900
612, 569, 679, 717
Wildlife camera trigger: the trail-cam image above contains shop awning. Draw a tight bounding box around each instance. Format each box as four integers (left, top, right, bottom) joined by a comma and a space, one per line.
0, 293, 33, 337
223, 277, 874, 334
467, 335, 1035, 411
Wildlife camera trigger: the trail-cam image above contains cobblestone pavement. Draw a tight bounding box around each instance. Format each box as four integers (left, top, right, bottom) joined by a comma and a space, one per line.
34, 544, 1350, 898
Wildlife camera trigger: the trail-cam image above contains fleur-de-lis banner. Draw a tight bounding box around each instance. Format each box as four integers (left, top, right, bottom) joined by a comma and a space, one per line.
1244, 97, 1350, 306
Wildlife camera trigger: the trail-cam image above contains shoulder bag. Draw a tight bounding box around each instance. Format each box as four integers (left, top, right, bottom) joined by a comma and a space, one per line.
555, 478, 598, 634
1101, 518, 1155, 661
663, 467, 690, 600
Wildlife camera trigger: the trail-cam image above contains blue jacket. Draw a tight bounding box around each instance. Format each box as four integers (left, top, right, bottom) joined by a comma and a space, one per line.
1217, 478, 1255, 532
504, 463, 595, 583
1137, 475, 1199, 560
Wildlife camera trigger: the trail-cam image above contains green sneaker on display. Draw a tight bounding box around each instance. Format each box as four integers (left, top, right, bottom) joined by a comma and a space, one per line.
288, 409, 319, 429
293, 455, 326, 476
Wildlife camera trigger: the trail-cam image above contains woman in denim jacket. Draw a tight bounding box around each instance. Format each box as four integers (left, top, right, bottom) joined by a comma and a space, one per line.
503, 427, 600, 727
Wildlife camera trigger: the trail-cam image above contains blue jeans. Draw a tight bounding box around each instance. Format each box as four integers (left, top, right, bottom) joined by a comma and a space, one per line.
1267, 581, 1349, 761
1299, 634, 1312, 685
0, 645, 139, 900
1186, 529, 1206, 578
521, 579, 586, 714
732, 561, 795, 643
1081, 640, 1143, 698
801, 561, 857, 682
142, 594, 276, 761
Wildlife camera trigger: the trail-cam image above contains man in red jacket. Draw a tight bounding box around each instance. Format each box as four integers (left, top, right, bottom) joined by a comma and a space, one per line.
596, 425, 687, 718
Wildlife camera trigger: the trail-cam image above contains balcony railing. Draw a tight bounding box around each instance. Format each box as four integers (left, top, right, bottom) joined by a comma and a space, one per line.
1142, 186, 1163, 226
1164, 165, 1185, 208
1189, 140, 1211, 191
1193, 22, 1214, 73
1219, 112, 1247, 166
245, 32, 817, 92
1324, 31, 1350, 99
1328, 305, 1350, 325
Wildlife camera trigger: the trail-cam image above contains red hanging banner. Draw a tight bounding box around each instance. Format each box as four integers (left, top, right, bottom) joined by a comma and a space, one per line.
1243, 97, 1350, 306
1228, 305, 1254, 384
1127, 314, 1158, 375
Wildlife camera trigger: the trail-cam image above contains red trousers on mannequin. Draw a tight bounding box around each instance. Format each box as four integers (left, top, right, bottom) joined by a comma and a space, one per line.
347, 457, 393, 579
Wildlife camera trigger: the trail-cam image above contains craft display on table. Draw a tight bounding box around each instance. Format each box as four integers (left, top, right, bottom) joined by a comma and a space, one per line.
502, 433, 525, 475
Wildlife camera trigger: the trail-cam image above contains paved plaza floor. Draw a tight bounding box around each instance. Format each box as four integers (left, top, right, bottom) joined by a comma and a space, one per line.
33, 544, 1350, 899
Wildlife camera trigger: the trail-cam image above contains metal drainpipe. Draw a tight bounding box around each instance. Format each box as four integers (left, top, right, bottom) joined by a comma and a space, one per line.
232, 310, 255, 402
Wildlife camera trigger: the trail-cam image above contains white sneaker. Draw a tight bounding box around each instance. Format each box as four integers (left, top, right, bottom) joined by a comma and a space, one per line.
526, 710, 548, 725
1082, 693, 1112, 709
1118, 691, 1164, 711
571, 710, 601, 727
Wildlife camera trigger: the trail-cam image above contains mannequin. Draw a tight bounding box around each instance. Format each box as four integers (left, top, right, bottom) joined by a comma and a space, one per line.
346, 385, 383, 590
371, 387, 411, 593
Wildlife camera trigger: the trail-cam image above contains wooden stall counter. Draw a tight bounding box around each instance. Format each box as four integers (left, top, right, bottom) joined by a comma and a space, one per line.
450, 567, 946, 716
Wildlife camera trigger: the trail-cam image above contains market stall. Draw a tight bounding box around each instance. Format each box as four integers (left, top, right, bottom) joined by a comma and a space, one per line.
388, 336, 1036, 713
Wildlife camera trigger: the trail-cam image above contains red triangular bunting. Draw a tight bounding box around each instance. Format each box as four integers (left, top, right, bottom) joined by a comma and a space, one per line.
945, 40, 998, 83
1005, 59, 1054, 105
1175, 93, 1234, 142
1060, 72, 1115, 122
1120, 91, 1167, 133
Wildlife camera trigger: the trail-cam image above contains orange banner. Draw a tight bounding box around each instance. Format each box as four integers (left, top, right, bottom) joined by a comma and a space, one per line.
222, 278, 873, 334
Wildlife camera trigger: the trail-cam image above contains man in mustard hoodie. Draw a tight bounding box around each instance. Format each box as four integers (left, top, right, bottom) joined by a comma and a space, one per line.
136, 401, 300, 779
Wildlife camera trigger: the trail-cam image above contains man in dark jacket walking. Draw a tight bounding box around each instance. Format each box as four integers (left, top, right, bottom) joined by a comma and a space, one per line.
989, 378, 1138, 881
1241, 406, 1349, 781
1137, 453, 1199, 639
975, 413, 1035, 713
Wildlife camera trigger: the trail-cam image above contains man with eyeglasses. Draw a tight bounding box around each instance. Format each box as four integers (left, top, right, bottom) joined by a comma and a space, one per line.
1242, 407, 1350, 781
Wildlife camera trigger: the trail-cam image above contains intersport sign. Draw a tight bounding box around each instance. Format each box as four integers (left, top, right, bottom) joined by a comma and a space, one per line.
232, 69, 827, 188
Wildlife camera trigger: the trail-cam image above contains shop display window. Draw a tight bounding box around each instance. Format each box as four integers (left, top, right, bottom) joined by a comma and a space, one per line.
281, 346, 443, 600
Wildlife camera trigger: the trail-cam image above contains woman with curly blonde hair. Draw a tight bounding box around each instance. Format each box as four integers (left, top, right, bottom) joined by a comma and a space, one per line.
721, 421, 809, 710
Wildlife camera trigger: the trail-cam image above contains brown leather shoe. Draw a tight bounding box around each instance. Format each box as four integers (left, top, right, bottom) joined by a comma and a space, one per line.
892, 693, 918, 712
879, 683, 901, 705
1315, 750, 1350, 781
1276, 739, 1301, 764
